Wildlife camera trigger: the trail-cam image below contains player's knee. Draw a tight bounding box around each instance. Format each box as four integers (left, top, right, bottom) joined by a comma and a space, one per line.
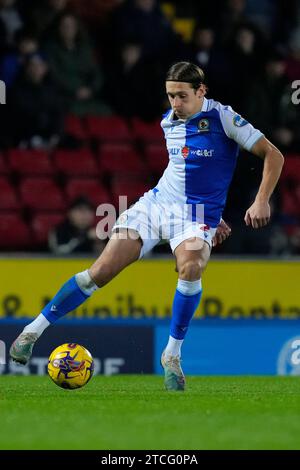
178, 260, 202, 281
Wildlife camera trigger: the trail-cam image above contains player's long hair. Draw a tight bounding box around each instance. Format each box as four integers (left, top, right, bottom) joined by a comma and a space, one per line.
166, 62, 208, 93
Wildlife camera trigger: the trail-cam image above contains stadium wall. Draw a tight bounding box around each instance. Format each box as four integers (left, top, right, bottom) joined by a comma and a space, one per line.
1, 258, 300, 376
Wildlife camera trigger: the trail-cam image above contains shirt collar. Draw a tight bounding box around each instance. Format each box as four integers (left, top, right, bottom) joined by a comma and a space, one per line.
201, 97, 208, 112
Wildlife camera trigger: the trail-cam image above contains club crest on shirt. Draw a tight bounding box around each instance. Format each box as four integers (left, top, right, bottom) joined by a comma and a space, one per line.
233, 114, 248, 127
181, 146, 189, 158
198, 118, 210, 132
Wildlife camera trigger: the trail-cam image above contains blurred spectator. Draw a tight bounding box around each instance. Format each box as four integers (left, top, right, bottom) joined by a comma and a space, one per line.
244, 51, 300, 152
244, 51, 288, 133
228, 24, 266, 112
0, 0, 23, 49
223, 184, 286, 255
69, 0, 123, 30
274, 0, 300, 45
281, 180, 300, 223
220, 221, 290, 255
110, 0, 181, 64
244, 0, 277, 39
284, 28, 300, 83
219, 0, 248, 43
190, 26, 216, 68
49, 197, 104, 255
187, 25, 233, 103
0, 17, 6, 56
9, 53, 63, 148
27, 0, 69, 40
45, 12, 111, 116
106, 40, 165, 120
0, 29, 38, 87
289, 227, 300, 255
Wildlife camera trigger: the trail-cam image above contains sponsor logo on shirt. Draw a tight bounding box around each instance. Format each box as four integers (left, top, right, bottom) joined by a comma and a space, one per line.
168, 147, 214, 158
169, 148, 181, 155
190, 149, 214, 157
233, 114, 248, 127
198, 118, 210, 132
181, 146, 190, 159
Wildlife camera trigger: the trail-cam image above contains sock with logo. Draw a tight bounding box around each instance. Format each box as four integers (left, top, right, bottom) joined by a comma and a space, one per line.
166, 279, 202, 356
22, 271, 98, 335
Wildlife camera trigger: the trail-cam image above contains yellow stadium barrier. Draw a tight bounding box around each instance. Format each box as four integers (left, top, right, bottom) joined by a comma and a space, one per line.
0, 259, 299, 320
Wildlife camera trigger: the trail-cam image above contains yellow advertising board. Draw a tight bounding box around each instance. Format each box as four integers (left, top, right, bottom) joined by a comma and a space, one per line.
0, 258, 299, 319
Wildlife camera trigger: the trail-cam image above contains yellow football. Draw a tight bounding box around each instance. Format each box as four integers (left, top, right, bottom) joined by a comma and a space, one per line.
47, 343, 94, 389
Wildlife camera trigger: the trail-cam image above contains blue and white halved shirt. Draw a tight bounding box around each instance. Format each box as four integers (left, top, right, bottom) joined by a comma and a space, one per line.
154, 97, 263, 227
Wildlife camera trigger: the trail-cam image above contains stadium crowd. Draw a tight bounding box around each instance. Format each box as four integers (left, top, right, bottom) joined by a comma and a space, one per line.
0, 0, 300, 255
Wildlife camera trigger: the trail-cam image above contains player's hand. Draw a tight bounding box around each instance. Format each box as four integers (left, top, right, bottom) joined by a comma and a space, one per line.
212, 219, 231, 246
244, 199, 271, 229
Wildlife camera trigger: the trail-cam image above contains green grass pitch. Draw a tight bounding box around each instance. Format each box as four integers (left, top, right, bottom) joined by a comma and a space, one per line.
1, 375, 300, 450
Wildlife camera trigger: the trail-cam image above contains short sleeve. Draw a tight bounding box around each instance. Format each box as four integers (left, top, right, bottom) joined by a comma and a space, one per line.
219, 105, 264, 151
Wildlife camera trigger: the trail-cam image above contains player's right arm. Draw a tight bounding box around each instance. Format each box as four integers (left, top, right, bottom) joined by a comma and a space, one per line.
244, 137, 284, 228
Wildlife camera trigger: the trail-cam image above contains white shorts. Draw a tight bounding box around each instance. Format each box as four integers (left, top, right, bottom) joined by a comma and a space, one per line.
112, 190, 217, 258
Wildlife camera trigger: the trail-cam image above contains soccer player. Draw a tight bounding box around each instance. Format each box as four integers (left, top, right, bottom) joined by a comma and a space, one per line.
10, 62, 284, 391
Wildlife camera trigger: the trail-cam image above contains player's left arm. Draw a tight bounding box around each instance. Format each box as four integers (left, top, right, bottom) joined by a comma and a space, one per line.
244, 136, 284, 229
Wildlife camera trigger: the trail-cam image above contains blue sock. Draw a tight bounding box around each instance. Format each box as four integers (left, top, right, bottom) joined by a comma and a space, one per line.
170, 279, 202, 340
42, 272, 97, 323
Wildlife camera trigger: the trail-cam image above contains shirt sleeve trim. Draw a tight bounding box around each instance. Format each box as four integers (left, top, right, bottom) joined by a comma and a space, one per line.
243, 131, 264, 152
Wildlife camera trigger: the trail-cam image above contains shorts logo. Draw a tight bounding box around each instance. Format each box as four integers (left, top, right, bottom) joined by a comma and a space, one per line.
198, 119, 209, 132
181, 146, 189, 159
233, 114, 248, 127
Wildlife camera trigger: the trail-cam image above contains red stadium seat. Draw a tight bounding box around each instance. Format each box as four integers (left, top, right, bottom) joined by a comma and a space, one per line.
280, 155, 300, 217
53, 148, 99, 177
99, 143, 144, 173
8, 149, 54, 176
66, 178, 111, 206
31, 212, 64, 245
0, 213, 32, 249
20, 177, 66, 211
0, 152, 9, 175
111, 178, 150, 206
0, 177, 20, 210
86, 115, 132, 141
281, 189, 300, 217
64, 114, 87, 140
281, 155, 300, 179
144, 144, 168, 173
131, 118, 163, 144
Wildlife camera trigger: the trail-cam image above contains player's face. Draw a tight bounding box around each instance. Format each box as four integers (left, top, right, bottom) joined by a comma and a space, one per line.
166, 82, 205, 119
